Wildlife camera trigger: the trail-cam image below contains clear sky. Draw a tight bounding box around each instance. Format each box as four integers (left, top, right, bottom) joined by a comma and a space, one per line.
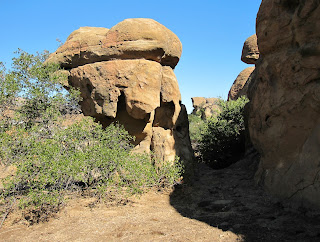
0, 0, 261, 113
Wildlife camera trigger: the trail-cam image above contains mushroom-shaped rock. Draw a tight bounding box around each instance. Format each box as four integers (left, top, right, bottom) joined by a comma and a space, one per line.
241, 34, 259, 64
47, 19, 182, 69
228, 66, 255, 100
47, 18, 193, 172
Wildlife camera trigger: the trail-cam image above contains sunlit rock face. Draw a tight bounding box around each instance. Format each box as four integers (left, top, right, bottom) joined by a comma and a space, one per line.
47, 18, 193, 170
191, 97, 221, 120
247, 0, 320, 209
228, 67, 255, 101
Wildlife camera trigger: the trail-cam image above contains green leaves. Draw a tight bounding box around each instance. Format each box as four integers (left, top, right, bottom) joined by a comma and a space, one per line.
0, 50, 183, 221
1, 118, 183, 213
198, 96, 249, 169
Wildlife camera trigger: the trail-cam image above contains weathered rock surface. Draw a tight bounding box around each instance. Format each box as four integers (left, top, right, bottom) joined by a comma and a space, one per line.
47, 19, 182, 69
247, 0, 320, 209
228, 66, 255, 101
191, 97, 221, 120
48, 18, 193, 170
241, 34, 259, 64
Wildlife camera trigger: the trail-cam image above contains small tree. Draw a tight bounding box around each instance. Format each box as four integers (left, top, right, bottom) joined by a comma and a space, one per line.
199, 96, 249, 169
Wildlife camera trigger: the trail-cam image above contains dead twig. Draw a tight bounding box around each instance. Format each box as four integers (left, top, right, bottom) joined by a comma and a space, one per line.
0, 198, 16, 229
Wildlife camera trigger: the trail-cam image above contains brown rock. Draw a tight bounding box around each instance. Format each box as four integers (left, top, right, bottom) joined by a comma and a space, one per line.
191, 97, 221, 120
191, 97, 206, 108
46, 27, 109, 68
47, 19, 182, 69
48, 19, 193, 173
241, 34, 259, 64
228, 67, 255, 101
247, 0, 320, 209
104, 18, 182, 69
151, 127, 176, 165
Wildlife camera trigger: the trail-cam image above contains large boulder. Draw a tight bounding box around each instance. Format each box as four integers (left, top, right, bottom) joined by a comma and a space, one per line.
241, 34, 259, 64
191, 97, 221, 120
247, 0, 320, 209
47, 19, 182, 69
228, 67, 255, 101
48, 19, 193, 172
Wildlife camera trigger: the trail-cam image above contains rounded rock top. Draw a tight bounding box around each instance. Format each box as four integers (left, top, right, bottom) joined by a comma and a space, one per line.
241, 34, 259, 64
47, 18, 182, 69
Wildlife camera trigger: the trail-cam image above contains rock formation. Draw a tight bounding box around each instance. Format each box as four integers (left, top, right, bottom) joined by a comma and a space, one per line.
241, 34, 259, 64
228, 67, 255, 101
191, 97, 220, 120
47, 18, 193, 170
247, 0, 320, 209
228, 35, 259, 101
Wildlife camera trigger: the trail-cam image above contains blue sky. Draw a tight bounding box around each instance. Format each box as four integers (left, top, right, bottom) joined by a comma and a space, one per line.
0, 0, 261, 113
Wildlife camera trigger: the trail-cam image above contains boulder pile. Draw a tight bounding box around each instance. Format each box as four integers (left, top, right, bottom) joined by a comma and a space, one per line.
47, 18, 193, 168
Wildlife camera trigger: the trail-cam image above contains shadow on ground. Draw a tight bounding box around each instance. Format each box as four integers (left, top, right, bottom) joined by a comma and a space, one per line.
170, 157, 320, 242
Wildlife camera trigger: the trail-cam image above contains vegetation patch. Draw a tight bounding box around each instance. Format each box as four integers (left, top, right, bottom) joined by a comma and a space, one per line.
189, 97, 249, 169
0, 50, 183, 224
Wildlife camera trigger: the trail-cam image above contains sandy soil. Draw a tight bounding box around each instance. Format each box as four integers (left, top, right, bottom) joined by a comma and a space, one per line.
1, 158, 320, 241
0, 192, 239, 241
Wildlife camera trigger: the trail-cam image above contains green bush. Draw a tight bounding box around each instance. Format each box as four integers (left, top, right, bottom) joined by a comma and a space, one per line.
199, 96, 249, 169
1, 118, 182, 213
188, 113, 207, 145
0, 50, 183, 223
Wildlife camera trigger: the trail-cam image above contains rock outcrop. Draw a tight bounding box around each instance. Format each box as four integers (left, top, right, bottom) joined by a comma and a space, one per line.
247, 0, 320, 209
228, 67, 255, 101
241, 34, 259, 64
228, 35, 259, 101
191, 97, 220, 120
48, 19, 182, 69
47, 19, 193, 170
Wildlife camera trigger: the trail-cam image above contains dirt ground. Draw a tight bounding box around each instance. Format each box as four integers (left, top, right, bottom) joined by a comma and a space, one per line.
1, 158, 320, 241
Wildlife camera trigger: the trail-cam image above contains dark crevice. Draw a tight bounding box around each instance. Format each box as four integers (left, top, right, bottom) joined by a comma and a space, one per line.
280, 0, 300, 13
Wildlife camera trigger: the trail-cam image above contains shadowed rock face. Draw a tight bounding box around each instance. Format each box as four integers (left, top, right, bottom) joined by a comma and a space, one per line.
47, 19, 193, 169
247, 0, 320, 209
241, 34, 259, 64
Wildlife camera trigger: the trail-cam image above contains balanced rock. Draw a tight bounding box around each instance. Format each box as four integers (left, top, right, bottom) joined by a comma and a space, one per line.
191, 97, 221, 120
241, 34, 259, 64
247, 0, 320, 209
47, 18, 193, 170
48, 19, 182, 69
228, 66, 255, 100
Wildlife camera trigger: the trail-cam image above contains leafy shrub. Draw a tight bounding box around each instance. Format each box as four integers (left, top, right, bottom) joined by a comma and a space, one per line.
199, 96, 249, 169
1, 118, 182, 218
188, 113, 207, 146
0, 50, 183, 223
